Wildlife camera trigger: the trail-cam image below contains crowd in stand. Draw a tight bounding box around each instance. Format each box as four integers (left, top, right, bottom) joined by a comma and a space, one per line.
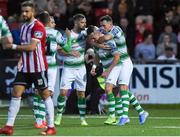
1, 0, 180, 62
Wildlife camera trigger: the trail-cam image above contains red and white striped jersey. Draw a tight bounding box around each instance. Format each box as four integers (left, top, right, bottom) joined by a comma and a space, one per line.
20, 19, 47, 73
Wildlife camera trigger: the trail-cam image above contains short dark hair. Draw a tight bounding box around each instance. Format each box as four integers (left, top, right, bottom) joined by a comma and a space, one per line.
165, 45, 173, 51
87, 25, 96, 35
21, 0, 35, 9
37, 11, 50, 25
143, 30, 152, 39
73, 14, 85, 22
100, 15, 113, 22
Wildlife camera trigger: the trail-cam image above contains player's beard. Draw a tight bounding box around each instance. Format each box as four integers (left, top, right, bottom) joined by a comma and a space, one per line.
23, 15, 32, 23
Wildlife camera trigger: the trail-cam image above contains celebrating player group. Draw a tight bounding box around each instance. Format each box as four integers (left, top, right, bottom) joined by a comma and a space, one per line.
0, 0, 149, 135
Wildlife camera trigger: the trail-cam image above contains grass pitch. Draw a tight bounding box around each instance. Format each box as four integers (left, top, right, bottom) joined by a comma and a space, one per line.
0, 105, 180, 136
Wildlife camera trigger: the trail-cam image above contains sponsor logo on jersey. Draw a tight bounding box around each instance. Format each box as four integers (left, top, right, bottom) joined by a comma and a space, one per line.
34, 31, 43, 38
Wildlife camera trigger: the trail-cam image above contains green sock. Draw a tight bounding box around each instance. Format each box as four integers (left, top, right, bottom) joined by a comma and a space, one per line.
57, 95, 66, 114
107, 92, 115, 117
78, 97, 86, 119
33, 94, 45, 124
33, 94, 39, 120
120, 90, 129, 118
115, 97, 123, 117
129, 91, 144, 115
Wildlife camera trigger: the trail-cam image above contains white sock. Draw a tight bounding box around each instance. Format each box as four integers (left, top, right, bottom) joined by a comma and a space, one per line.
6, 97, 21, 126
44, 96, 54, 128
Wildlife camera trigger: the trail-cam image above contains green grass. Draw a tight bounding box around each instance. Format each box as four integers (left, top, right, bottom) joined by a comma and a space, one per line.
0, 105, 180, 136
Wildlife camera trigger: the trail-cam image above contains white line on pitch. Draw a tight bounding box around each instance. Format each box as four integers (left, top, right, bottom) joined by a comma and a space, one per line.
0, 115, 180, 119
153, 126, 180, 129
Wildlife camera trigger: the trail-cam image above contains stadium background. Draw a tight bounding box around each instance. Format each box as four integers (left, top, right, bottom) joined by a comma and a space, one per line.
0, 0, 180, 117
0, 0, 180, 136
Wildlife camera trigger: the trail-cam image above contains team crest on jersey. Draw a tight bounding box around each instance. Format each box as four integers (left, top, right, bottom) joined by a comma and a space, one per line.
34, 31, 43, 38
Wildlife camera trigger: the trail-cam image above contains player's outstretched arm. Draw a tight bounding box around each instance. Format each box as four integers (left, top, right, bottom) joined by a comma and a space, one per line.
6, 38, 39, 51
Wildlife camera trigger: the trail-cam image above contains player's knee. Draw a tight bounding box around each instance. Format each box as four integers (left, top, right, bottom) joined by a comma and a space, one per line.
77, 91, 85, 98
120, 84, 128, 91
105, 85, 113, 94
60, 90, 67, 97
40, 89, 51, 99
12, 85, 25, 97
12, 90, 22, 98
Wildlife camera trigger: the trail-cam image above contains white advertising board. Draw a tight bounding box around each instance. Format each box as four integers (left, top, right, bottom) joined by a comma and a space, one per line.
130, 64, 180, 104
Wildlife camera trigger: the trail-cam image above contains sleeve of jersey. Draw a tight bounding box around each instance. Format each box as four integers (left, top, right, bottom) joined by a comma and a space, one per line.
1, 17, 11, 37
31, 24, 45, 42
56, 31, 71, 52
112, 26, 122, 39
108, 41, 119, 55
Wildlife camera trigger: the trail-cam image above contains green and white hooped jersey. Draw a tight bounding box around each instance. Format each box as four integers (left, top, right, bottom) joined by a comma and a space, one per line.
63, 30, 86, 68
101, 25, 129, 61
0, 16, 11, 38
96, 40, 122, 69
45, 27, 66, 67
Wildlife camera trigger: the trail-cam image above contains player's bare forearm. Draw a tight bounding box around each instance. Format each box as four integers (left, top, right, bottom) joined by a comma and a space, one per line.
106, 53, 120, 74
57, 48, 69, 56
98, 34, 113, 43
6, 38, 38, 51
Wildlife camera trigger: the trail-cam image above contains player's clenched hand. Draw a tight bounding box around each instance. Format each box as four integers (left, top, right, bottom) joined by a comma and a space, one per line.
57, 45, 62, 50
4, 44, 13, 49
65, 28, 71, 37
70, 50, 80, 57
101, 70, 109, 78
98, 36, 105, 43
90, 67, 97, 76
102, 44, 112, 50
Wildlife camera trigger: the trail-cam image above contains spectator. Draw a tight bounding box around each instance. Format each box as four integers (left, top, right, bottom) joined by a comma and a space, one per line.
112, 0, 134, 25
178, 28, 180, 44
158, 23, 177, 44
135, 15, 153, 45
173, 4, 180, 33
47, 0, 66, 16
156, 33, 177, 57
33, 0, 47, 12
134, 30, 156, 61
157, 45, 177, 61
134, 0, 156, 16
119, 17, 135, 57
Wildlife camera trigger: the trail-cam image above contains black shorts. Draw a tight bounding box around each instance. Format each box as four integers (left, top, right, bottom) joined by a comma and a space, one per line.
13, 71, 48, 90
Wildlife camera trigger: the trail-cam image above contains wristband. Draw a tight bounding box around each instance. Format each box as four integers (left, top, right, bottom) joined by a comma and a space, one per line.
12, 44, 17, 50
92, 64, 97, 69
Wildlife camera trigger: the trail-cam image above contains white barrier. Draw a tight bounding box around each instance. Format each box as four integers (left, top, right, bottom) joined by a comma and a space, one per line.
1, 59, 180, 105
130, 64, 180, 104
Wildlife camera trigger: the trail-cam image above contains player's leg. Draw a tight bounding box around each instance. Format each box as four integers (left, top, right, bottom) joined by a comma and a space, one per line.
129, 91, 149, 124
33, 90, 46, 128
54, 89, 67, 125
0, 72, 26, 135
121, 59, 149, 124
35, 71, 56, 135
77, 91, 88, 126
117, 84, 130, 126
113, 88, 123, 119
46, 67, 58, 126
76, 65, 88, 126
104, 66, 121, 125
55, 67, 74, 125
117, 59, 132, 126
39, 88, 56, 135
104, 83, 116, 124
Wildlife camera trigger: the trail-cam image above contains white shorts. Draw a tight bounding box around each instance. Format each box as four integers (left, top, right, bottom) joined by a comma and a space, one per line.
60, 65, 87, 91
106, 65, 121, 86
118, 58, 133, 85
48, 67, 58, 92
